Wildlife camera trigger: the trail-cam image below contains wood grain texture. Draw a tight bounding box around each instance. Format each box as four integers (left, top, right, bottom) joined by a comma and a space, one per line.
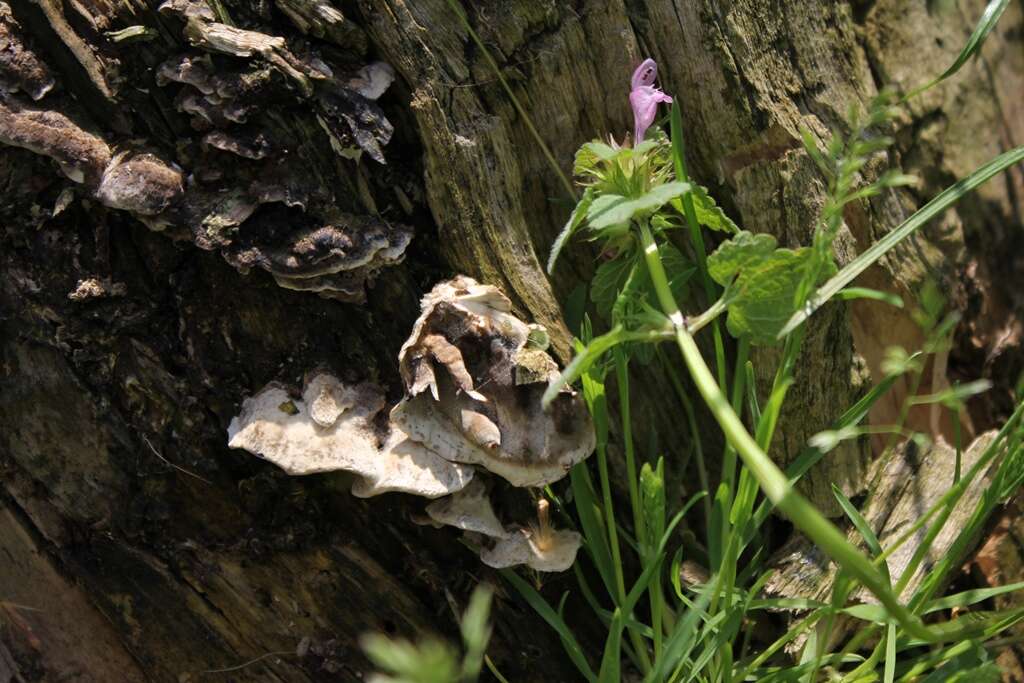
0, 0, 1022, 679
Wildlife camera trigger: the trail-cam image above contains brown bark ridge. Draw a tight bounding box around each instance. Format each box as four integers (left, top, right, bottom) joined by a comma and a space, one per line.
1, 0, 1022, 680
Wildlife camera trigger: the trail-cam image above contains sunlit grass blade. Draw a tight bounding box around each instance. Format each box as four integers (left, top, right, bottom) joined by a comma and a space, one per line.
884, 622, 897, 683
570, 464, 617, 599
778, 146, 1024, 338
598, 502, 692, 682
906, 0, 1010, 99
921, 580, 1024, 615
896, 607, 1024, 649
836, 287, 904, 308
832, 483, 889, 583
643, 578, 717, 683
543, 326, 673, 407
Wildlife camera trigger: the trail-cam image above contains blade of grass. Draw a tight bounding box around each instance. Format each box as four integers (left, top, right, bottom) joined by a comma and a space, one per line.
544, 326, 673, 406
442, 0, 576, 201
832, 483, 890, 584
670, 101, 730, 391
905, 0, 1011, 99
500, 571, 596, 682
884, 621, 897, 683
779, 146, 1024, 338
921, 581, 1024, 615
570, 463, 617, 599
644, 578, 717, 683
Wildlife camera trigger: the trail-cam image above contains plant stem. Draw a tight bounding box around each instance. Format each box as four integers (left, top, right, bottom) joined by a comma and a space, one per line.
614, 351, 662, 658
615, 350, 644, 552
670, 102, 729, 392
636, 221, 972, 645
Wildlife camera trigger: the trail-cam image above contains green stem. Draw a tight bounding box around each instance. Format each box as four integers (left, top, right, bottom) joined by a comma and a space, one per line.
614, 351, 660, 659
671, 102, 729, 391
615, 350, 643, 551
636, 221, 970, 645
593, 412, 652, 674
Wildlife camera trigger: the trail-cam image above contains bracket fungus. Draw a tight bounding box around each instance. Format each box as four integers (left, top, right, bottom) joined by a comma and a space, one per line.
0, 2, 55, 100
228, 277, 593, 571
425, 485, 582, 573
423, 478, 508, 539
0, 0, 408, 304
392, 276, 595, 488
227, 373, 474, 499
479, 526, 582, 574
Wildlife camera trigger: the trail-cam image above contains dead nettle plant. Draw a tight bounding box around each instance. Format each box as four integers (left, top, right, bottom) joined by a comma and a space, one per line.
228, 275, 596, 572
501, 1, 1024, 681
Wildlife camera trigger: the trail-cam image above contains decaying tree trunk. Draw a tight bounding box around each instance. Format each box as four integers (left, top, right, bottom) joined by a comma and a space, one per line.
1, 0, 1022, 680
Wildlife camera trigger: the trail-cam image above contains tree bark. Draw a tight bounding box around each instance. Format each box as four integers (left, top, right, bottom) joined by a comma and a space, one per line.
1, 0, 1021, 681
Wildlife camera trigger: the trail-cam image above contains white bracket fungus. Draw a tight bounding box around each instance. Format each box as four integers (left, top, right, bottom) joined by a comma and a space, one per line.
392, 276, 595, 488
227, 373, 474, 498
479, 528, 582, 573
227, 276, 594, 571
425, 483, 581, 573
424, 478, 508, 539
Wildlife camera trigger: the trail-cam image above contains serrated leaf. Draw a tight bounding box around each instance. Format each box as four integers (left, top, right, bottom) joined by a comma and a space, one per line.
707, 230, 834, 345
690, 184, 739, 233
706, 231, 777, 284
610, 243, 693, 326
587, 182, 691, 230
573, 142, 619, 177
548, 188, 595, 274
591, 254, 636, 318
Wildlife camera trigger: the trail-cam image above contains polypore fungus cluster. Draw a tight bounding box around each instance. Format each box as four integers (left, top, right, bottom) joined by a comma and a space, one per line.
0, 0, 409, 303
229, 276, 595, 571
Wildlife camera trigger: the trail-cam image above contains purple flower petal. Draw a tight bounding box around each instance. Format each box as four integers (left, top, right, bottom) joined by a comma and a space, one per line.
631, 58, 658, 89
630, 84, 673, 144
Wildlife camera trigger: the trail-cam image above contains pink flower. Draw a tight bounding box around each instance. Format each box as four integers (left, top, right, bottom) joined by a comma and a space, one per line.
629, 58, 673, 144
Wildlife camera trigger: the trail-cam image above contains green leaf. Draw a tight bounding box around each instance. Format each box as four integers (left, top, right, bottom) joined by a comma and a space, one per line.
459, 585, 493, 681
643, 579, 716, 683
836, 287, 904, 308
689, 184, 739, 233
610, 244, 693, 326
706, 231, 777, 283
884, 621, 897, 683
587, 182, 692, 230
841, 603, 889, 623
591, 254, 637, 319
832, 484, 890, 584
362, 634, 460, 683
778, 145, 1024, 338
708, 231, 835, 345
900, 607, 1024, 647
548, 188, 595, 274
640, 458, 666, 557
570, 463, 616, 599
